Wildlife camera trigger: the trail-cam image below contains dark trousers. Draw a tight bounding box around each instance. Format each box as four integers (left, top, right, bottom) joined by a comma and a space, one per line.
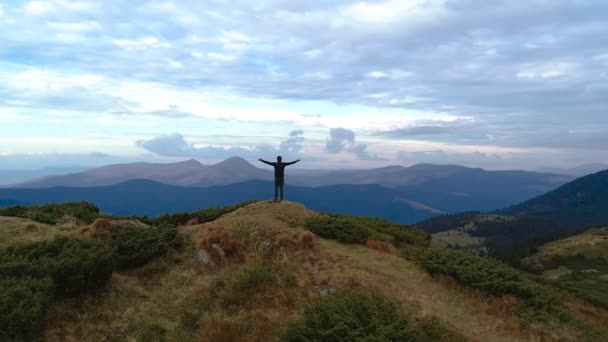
274, 177, 284, 201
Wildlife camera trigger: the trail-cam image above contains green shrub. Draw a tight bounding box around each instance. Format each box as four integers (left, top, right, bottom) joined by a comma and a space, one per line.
0, 276, 54, 341
238, 264, 274, 289
408, 247, 570, 322
306, 215, 430, 247
282, 291, 412, 342
411, 317, 467, 342
136, 322, 167, 342
0, 202, 99, 225
0, 237, 115, 297
110, 225, 184, 269
132, 201, 258, 227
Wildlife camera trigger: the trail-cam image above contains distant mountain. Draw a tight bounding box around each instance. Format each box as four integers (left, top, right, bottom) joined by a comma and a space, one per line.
14, 158, 570, 213
501, 169, 608, 229
0, 179, 442, 223
15, 157, 273, 188
536, 163, 608, 177
0, 166, 87, 186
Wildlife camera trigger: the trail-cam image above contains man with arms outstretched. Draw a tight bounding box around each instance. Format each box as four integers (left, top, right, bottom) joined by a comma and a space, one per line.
258, 156, 301, 201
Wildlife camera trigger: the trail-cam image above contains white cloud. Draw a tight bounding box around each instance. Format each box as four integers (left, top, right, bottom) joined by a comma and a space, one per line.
2, 0, 608, 169
325, 128, 382, 160
303, 71, 331, 80
516, 62, 579, 80
137, 131, 305, 160
206, 52, 237, 62
47, 21, 101, 32
23, 1, 55, 15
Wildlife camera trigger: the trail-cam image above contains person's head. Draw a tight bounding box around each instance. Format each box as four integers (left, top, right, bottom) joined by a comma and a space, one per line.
277, 156, 282, 162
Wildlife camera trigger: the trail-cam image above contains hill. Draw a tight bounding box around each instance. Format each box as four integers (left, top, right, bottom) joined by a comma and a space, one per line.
522, 227, 608, 309
501, 169, 608, 228
2, 201, 607, 341
417, 169, 608, 259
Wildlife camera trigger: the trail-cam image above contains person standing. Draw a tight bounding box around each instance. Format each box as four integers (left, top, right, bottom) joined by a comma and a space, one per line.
258, 156, 301, 201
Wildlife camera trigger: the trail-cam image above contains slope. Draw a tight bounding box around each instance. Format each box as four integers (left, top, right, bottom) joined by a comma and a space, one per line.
2, 201, 607, 341
522, 226, 608, 309
417, 169, 608, 258
501, 169, 608, 229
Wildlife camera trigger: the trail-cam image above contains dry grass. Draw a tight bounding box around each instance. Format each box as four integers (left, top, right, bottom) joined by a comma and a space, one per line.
0, 216, 78, 248
34, 202, 605, 341
365, 240, 397, 254
526, 227, 608, 264
563, 295, 608, 336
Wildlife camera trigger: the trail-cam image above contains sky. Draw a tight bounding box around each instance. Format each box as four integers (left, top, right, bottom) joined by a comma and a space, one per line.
1, 0, 607, 171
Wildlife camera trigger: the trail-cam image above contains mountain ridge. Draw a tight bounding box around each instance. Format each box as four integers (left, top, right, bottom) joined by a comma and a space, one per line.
14, 158, 571, 200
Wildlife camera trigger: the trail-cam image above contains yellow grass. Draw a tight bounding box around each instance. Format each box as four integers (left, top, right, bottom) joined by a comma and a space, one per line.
0, 216, 79, 248
536, 227, 608, 259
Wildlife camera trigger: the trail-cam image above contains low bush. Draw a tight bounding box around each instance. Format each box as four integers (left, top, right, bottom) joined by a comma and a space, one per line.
238, 264, 274, 289
305, 215, 430, 248
110, 224, 184, 269
282, 291, 410, 342
282, 291, 464, 341
0, 201, 100, 225
0, 236, 115, 297
133, 201, 258, 227
408, 247, 571, 322
136, 322, 167, 342
0, 276, 54, 341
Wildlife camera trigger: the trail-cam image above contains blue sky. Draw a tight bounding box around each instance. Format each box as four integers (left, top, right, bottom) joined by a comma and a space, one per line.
1, 0, 607, 170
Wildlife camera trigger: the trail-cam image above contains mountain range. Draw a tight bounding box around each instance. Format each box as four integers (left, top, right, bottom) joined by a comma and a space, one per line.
0, 179, 475, 223
0, 158, 575, 223
15, 157, 570, 191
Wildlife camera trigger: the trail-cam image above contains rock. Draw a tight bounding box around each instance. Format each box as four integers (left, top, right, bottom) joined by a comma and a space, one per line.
196, 249, 213, 266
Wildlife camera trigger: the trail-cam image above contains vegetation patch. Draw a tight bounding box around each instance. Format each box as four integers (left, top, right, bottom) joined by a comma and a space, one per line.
136, 322, 167, 342
0, 276, 54, 341
238, 264, 275, 289
407, 247, 572, 323
282, 291, 465, 342
0, 236, 115, 297
0, 201, 100, 225
130, 200, 258, 227
109, 224, 185, 269
306, 214, 430, 248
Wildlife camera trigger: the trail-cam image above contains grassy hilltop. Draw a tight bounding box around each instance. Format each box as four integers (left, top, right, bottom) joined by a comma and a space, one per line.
1, 201, 607, 341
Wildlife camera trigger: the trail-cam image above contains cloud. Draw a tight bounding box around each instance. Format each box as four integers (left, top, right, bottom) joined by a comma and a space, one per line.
325, 127, 382, 160
380, 125, 453, 137
279, 130, 304, 155
397, 149, 506, 168
136, 133, 197, 158
2, 0, 608, 169
136, 131, 305, 160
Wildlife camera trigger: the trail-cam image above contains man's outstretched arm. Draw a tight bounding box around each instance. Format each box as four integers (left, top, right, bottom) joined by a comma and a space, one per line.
258, 158, 274, 166
284, 159, 301, 166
